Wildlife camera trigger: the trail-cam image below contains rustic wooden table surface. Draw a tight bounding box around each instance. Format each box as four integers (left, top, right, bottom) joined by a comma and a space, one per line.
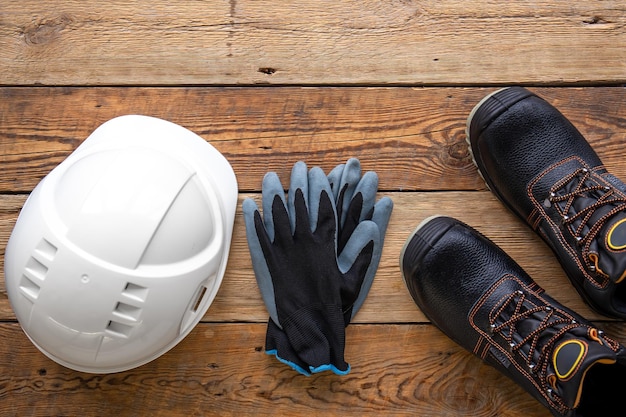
1, 2, 625, 416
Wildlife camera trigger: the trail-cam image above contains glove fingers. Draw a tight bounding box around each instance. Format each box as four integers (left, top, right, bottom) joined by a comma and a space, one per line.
288, 161, 308, 234
337, 191, 361, 254
358, 198, 393, 317
242, 197, 261, 236
334, 162, 380, 253
261, 171, 293, 245
270, 193, 294, 245
336, 170, 379, 253
242, 198, 280, 327
352, 171, 379, 221
292, 188, 313, 237
312, 180, 337, 243
337, 220, 379, 275
371, 196, 394, 241
308, 166, 336, 234
336, 158, 362, 226
350, 238, 381, 318
327, 163, 345, 201
261, 172, 287, 241
337, 221, 380, 318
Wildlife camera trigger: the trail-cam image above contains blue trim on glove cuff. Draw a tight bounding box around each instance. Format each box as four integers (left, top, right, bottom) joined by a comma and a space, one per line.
265, 349, 312, 376
309, 362, 351, 376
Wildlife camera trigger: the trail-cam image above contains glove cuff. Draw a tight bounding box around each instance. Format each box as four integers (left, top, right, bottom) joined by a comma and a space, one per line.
265, 318, 312, 376
280, 303, 350, 375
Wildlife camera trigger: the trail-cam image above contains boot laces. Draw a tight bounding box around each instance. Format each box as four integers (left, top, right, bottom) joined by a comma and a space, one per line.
548, 167, 626, 270
489, 290, 579, 396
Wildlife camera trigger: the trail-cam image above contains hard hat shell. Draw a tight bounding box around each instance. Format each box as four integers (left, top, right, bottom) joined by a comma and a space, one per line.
4, 115, 238, 373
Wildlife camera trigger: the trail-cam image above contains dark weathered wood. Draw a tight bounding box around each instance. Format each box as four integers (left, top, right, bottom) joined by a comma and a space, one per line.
1, 1, 625, 85
0, 322, 557, 417
0, 87, 624, 193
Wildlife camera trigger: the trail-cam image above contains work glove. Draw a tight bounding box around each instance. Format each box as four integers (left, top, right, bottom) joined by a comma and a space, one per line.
327, 158, 393, 321
243, 160, 393, 375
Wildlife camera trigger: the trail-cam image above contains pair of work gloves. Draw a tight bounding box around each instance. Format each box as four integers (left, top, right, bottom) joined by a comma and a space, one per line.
243, 158, 393, 375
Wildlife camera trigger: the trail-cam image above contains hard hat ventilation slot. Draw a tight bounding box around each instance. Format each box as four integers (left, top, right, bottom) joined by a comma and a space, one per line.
25, 257, 48, 279
19, 275, 41, 301
106, 320, 133, 338
113, 302, 142, 321
19, 256, 49, 301
34, 238, 57, 261
122, 282, 148, 302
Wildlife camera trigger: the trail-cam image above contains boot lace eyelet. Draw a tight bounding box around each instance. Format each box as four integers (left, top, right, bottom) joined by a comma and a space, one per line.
488, 288, 584, 401
550, 167, 626, 261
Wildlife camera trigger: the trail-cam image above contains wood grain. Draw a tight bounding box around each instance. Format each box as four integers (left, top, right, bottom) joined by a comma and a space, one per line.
0, 87, 624, 193
0, 322, 556, 417
1, 1, 625, 85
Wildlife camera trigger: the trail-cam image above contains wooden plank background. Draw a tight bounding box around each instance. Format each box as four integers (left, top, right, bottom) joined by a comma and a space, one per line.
2, 1, 626, 85
1, 2, 625, 416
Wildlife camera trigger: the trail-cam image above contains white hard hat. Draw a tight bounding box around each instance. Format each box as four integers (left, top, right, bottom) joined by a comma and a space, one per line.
4, 115, 238, 373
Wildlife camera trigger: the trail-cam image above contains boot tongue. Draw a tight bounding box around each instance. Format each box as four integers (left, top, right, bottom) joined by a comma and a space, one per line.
600, 216, 626, 283
565, 177, 626, 284
551, 334, 617, 408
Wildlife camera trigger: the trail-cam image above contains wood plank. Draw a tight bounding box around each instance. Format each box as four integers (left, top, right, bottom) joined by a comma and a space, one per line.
0, 191, 611, 323
0, 87, 624, 193
0, 322, 560, 417
1, 1, 625, 85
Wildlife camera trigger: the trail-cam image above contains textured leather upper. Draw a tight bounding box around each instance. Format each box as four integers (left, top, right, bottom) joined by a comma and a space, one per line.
468, 87, 626, 318
401, 216, 626, 417
470, 89, 602, 219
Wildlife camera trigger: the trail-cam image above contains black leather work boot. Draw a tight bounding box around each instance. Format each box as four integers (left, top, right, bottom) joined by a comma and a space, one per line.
400, 215, 626, 417
467, 86, 626, 319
